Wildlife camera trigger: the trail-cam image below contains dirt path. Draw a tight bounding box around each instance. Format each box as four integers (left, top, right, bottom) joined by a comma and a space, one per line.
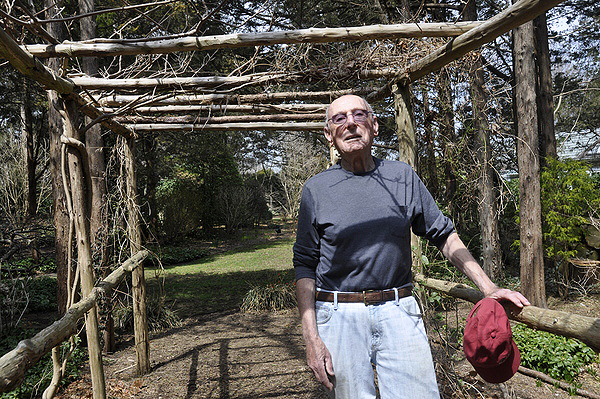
57, 311, 326, 399
55, 306, 599, 399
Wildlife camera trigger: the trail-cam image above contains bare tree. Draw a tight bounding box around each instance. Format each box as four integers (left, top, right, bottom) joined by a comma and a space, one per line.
465, 1, 503, 281
278, 135, 327, 220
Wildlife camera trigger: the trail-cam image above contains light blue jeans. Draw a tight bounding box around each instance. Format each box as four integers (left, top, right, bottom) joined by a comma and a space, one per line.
315, 295, 440, 399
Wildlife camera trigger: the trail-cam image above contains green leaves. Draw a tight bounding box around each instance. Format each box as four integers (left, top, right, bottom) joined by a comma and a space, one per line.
541, 158, 599, 262
512, 323, 598, 383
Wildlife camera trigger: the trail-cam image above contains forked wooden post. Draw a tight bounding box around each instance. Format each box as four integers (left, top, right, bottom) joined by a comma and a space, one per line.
61, 97, 107, 399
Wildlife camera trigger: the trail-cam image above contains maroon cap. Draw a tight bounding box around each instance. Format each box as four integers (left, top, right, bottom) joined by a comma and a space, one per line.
463, 298, 520, 383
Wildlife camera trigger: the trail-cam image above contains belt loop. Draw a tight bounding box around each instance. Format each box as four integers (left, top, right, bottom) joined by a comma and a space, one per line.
333, 292, 339, 310
393, 287, 399, 306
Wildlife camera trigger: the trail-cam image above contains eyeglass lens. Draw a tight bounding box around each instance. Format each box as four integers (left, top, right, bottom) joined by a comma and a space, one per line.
331, 110, 369, 125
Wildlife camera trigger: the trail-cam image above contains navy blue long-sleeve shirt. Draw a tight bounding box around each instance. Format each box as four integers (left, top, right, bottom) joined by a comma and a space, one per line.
293, 157, 455, 292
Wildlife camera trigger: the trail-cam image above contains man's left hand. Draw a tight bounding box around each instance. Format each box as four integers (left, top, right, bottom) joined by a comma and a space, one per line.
485, 288, 530, 308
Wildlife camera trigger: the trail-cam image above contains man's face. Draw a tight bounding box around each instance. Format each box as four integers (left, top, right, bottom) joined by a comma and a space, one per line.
324, 95, 378, 158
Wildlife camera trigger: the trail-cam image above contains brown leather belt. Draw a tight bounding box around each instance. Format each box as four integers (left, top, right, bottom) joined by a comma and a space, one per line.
315, 287, 413, 305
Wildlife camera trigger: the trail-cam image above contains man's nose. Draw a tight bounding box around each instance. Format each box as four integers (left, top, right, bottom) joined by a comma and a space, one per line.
345, 113, 357, 126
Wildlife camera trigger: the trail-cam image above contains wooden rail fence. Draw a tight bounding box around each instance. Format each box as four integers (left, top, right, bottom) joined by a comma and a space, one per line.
0, 250, 149, 393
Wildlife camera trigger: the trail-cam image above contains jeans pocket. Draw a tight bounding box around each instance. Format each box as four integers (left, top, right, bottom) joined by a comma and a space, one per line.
397, 296, 422, 318
315, 302, 333, 325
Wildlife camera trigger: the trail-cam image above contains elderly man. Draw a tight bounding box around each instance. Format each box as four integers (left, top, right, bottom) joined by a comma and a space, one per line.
293, 95, 529, 398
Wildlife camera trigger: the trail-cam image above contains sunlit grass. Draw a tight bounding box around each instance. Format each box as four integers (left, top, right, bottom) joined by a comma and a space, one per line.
145, 237, 296, 316
151, 238, 293, 275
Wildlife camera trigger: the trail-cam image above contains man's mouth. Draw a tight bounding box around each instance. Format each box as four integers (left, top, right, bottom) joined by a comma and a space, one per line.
344, 134, 362, 141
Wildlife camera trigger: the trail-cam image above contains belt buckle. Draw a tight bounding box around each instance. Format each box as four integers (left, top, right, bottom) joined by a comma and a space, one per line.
362, 290, 383, 306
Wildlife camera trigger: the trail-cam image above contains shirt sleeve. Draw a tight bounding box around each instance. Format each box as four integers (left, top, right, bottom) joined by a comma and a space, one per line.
293, 184, 320, 281
410, 170, 455, 248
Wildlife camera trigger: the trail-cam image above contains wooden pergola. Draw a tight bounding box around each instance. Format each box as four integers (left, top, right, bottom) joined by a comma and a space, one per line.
0, 0, 564, 134
3, 0, 599, 398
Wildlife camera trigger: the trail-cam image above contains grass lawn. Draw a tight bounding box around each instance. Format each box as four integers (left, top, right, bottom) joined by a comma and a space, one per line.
145, 237, 296, 317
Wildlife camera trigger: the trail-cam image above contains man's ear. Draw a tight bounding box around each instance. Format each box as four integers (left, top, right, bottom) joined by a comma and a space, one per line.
373, 115, 379, 137
324, 126, 333, 144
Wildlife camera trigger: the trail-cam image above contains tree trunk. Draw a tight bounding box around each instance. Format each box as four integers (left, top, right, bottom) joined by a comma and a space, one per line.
20, 78, 37, 220
45, 0, 72, 316
534, 13, 557, 163
394, 85, 417, 167
436, 68, 457, 216
140, 134, 159, 240
422, 83, 439, 198
465, 0, 503, 281
533, 12, 558, 302
124, 137, 150, 375
393, 84, 422, 272
513, 20, 546, 308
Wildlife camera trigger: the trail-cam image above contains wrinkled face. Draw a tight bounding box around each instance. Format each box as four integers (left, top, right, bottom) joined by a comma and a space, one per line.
324, 95, 378, 158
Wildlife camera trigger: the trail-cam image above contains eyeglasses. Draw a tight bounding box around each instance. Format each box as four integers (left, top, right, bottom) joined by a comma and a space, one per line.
328, 109, 372, 125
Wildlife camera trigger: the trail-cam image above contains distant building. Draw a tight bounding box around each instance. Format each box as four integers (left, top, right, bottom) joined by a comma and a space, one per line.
557, 129, 600, 172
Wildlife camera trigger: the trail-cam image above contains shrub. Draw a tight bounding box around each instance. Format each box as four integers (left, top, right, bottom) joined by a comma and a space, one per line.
541, 158, 599, 264
512, 323, 598, 383
513, 159, 600, 293
25, 276, 57, 312
0, 333, 85, 399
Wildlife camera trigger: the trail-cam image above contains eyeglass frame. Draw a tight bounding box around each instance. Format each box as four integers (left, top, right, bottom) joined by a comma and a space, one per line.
327, 109, 373, 125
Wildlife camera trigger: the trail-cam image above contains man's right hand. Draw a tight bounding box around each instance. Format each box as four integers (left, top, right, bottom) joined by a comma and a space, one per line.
296, 278, 335, 391
305, 335, 335, 391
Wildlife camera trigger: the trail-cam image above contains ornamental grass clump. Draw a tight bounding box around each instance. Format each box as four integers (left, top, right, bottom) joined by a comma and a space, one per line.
241, 281, 296, 312
114, 295, 181, 333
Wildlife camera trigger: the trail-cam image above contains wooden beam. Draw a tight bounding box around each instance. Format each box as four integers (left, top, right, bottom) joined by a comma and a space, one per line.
117, 113, 325, 124
400, 0, 565, 85
127, 122, 324, 132
0, 26, 74, 94
0, 251, 149, 393
414, 274, 600, 353
95, 89, 372, 107
71, 69, 397, 90
100, 104, 328, 114
0, 26, 135, 139
24, 22, 483, 58
70, 73, 290, 89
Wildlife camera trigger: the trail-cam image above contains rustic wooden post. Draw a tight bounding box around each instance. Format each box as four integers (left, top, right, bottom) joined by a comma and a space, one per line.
123, 136, 150, 375
79, 0, 113, 354
61, 97, 107, 399
393, 84, 422, 272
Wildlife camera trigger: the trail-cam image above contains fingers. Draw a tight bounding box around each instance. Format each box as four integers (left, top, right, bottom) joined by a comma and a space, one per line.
511, 291, 531, 307
306, 339, 335, 391
309, 356, 334, 390
488, 288, 531, 308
